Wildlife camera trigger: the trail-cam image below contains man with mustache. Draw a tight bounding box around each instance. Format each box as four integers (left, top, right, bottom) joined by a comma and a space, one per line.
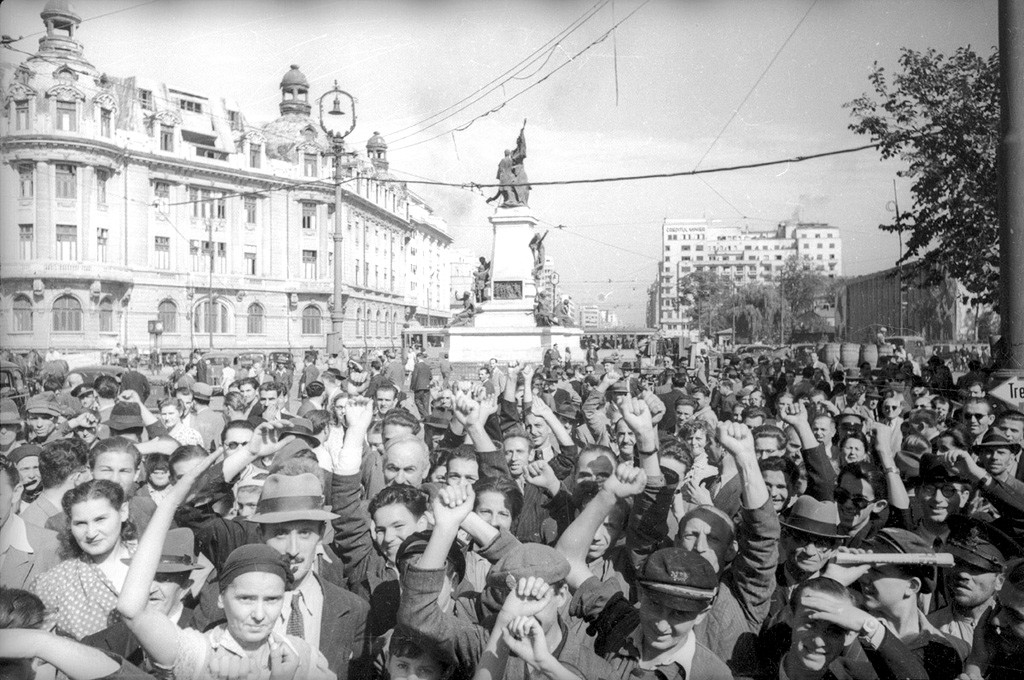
249, 472, 369, 680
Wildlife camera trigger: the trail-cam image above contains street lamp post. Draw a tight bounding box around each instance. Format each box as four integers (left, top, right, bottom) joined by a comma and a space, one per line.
318, 81, 356, 357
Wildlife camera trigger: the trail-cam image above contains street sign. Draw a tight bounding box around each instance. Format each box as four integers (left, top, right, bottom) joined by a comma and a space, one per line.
989, 376, 1024, 408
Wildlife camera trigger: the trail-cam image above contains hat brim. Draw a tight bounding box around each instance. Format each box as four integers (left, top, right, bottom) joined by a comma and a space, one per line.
248, 508, 339, 524
0, 416, 21, 425
121, 558, 201, 573
947, 544, 1002, 573
638, 581, 715, 612
107, 420, 145, 431
780, 518, 846, 540
279, 432, 320, 447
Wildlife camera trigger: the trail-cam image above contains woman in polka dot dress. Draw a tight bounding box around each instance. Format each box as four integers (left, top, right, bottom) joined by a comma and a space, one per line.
30, 479, 134, 639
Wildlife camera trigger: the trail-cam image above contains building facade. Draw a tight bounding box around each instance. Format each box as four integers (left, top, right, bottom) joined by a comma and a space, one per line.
0, 1, 452, 357
655, 217, 843, 337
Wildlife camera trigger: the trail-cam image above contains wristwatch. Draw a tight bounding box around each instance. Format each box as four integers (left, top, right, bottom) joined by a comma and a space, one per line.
859, 615, 882, 643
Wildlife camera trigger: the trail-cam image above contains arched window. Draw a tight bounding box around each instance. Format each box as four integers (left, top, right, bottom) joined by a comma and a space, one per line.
53, 295, 82, 332
355, 307, 362, 337
247, 303, 265, 335
375, 309, 382, 337
301, 305, 322, 335
390, 311, 397, 338
13, 296, 32, 332
193, 298, 231, 334
158, 300, 177, 333
98, 298, 114, 333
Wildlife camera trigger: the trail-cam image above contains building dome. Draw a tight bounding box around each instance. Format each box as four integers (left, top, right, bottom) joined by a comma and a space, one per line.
280, 64, 309, 90
367, 131, 387, 150
261, 116, 329, 163
42, 0, 81, 20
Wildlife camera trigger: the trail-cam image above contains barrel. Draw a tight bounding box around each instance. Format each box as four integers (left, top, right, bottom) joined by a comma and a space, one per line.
840, 342, 860, 369
822, 342, 841, 366
860, 343, 878, 369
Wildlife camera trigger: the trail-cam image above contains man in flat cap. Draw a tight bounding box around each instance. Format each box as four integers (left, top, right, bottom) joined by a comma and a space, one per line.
558, 462, 733, 679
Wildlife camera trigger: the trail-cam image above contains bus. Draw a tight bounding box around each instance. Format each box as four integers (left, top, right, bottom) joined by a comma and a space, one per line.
581, 328, 666, 370
402, 326, 448, 369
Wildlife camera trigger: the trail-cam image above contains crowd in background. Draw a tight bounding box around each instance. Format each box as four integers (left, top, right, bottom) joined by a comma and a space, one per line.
1, 341, 1022, 680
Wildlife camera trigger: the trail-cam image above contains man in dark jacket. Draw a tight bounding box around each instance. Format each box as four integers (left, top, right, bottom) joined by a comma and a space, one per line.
409, 352, 433, 420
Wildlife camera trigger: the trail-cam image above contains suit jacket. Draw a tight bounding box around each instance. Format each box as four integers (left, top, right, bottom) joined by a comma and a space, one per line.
320, 575, 371, 680
409, 361, 432, 391
1, 520, 60, 590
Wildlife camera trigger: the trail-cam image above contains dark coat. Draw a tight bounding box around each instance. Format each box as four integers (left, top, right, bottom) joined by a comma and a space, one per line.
320, 576, 372, 680
82, 608, 202, 668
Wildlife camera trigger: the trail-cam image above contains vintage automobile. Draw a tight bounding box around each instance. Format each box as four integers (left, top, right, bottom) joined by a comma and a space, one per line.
0, 361, 30, 409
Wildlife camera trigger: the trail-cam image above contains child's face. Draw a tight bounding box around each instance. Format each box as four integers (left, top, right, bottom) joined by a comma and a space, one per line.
387, 653, 444, 680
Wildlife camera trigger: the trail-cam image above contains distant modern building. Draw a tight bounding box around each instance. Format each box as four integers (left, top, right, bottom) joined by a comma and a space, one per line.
578, 304, 601, 329
655, 218, 843, 337
0, 1, 452, 355
447, 247, 478, 310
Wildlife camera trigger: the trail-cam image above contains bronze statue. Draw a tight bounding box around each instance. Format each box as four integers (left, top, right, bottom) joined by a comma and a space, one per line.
486, 120, 530, 207
529, 230, 548, 273
473, 257, 491, 303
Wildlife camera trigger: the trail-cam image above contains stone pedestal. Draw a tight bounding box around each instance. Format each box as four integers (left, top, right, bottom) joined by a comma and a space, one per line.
445, 206, 582, 363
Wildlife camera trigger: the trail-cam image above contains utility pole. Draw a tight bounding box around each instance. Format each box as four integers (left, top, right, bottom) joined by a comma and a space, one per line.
207, 217, 213, 350
993, 0, 1024, 381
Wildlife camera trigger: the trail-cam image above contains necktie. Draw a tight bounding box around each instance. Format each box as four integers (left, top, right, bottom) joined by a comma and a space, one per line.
286, 591, 305, 638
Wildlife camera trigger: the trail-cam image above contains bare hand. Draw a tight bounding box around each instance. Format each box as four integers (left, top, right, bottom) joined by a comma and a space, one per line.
344, 396, 374, 432
268, 637, 300, 680
118, 389, 142, 405
799, 592, 871, 632
499, 576, 553, 622
615, 395, 654, 438
718, 422, 756, 460
524, 460, 559, 494
433, 483, 475, 528
247, 420, 297, 460
501, 616, 553, 667
603, 462, 646, 499
166, 447, 223, 507
822, 548, 872, 586
777, 403, 807, 427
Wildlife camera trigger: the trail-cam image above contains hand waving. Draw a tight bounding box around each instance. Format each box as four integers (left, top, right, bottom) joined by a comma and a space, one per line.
344, 396, 374, 432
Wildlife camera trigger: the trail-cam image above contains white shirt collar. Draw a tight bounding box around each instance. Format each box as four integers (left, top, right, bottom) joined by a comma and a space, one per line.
1, 514, 34, 555
630, 626, 696, 677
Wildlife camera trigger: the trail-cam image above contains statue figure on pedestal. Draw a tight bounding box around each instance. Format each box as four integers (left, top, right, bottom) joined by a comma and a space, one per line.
450, 292, 478, 327
529, 230, 548, 274
473, 257, 491, 303
486, 120, 530, 207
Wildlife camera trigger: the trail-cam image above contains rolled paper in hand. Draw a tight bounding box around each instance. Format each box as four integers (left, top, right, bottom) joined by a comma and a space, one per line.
834, 552, 955, 567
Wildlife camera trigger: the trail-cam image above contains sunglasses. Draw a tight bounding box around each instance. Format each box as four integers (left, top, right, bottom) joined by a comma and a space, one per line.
921, 483, 963, 499
964, 412, 987, 421
834, 486, 873, 511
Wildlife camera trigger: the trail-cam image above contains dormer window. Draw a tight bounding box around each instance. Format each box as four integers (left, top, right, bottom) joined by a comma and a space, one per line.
15, 100, 29, 130
160, 124, 174, 151
100, 107, 112, 137
139, 89, 153, 111
56, 100, 77, 131
303, 153, 318, 177
179, 99, 203, 114
249, 143, 261, 168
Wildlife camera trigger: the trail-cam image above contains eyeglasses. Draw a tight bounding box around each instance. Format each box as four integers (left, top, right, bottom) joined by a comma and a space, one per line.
74, 425, 97, 433
921, 483, 963, 499
224, 440, 250, 450
833, 486, 873, 511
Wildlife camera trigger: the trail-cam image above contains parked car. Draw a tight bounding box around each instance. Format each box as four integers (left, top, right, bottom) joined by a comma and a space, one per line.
0, 361, 30, 409
74, 365, 127, 387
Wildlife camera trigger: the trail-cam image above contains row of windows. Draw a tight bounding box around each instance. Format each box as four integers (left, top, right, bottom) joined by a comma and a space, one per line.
18, 224, 110, 262
17, 163, 110, 203
11, 295, 114, 333
11, 99, 113, 137
157, 300, 321, 335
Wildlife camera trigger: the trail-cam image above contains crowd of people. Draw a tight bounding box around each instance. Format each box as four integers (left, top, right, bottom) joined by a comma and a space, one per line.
1, 343, 1023, 680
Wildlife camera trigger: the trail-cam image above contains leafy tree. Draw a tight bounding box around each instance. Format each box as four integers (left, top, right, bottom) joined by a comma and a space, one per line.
845, 46, 999, 303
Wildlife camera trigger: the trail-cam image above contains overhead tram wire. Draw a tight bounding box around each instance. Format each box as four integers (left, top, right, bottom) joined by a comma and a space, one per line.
390, 0, 652, 152
381, 0, 610, 140
375, 141, 881, 188
4, 0, 164, 42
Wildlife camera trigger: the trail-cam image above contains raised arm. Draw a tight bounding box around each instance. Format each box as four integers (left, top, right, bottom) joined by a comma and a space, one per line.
118, 448, 222, 668
868, 422, 909, 512
779, 403, 836, 501
556, 463, 645, 591
0, 630, 128, 680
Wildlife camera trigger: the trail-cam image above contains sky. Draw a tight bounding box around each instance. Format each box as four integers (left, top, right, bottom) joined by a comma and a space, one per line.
0, 0, 999, 324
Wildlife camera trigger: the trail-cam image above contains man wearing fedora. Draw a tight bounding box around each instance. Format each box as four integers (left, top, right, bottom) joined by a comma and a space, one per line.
764, 495, 844, 630
82, 528, 206, 670
247, 472, 370, 680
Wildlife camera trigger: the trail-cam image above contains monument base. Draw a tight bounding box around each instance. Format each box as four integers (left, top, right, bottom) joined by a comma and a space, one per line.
446, 325, 584, 364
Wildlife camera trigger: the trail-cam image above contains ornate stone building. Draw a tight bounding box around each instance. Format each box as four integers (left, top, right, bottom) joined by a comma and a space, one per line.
0, 1, 452, 356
